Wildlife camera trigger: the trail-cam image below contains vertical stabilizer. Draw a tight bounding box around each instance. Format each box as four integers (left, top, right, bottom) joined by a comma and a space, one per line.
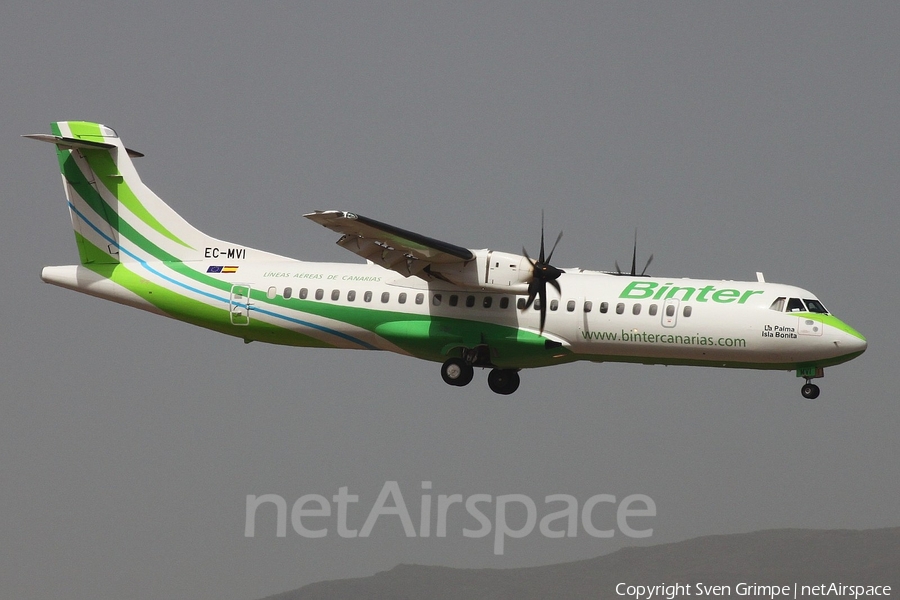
26, 121, 230, 265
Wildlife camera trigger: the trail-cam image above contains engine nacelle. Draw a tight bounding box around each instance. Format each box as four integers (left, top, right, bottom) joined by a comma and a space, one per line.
429, 249, 533, 293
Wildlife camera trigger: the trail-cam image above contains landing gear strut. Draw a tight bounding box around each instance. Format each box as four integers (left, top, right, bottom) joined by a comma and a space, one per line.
441, 358, 474, 387
797, 366, 824, 399
801, 380, 820, 399
488, 369, 520, 395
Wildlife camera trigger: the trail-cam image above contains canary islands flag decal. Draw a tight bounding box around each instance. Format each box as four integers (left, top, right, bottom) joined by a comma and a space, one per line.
207, 266, 239, 274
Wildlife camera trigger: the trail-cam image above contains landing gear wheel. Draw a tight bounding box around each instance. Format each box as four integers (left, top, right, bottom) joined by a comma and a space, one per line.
801, 383, 820, 399
441, 358, 474, 387
488, 369, 520, 395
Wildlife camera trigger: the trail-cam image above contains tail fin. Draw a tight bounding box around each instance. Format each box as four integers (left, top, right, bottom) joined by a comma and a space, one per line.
26, 121, 226, 265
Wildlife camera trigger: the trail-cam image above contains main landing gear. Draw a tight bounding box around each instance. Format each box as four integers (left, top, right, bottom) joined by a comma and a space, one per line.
487, 369, 520, 395
440, 357, 521, 395
440, 357, 474, 387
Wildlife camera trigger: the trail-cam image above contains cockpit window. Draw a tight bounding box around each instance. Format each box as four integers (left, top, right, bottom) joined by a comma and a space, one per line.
769, 297, 785, 312
786, 298, 806, 312
803, 299, 829, 314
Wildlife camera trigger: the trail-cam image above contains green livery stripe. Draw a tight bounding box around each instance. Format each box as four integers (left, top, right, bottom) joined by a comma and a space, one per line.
56, 121, 550, 360
796, 313, 866, 341
63, 150, 171, 262
224, 288, 558, 366
75, 222, 553, 362
59, 121, 191, 249
86, 149, 192, 249
66, 161, 557, 361
65, 121, 105, 142
75, 230, 115, 264
63, 153, 235, 290
577, 349, 867, 371
78, 248, 336, 349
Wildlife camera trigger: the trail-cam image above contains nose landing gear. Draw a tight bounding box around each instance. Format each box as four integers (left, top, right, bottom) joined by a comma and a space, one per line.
801, 380, 820, 399
797, 366, 824, 399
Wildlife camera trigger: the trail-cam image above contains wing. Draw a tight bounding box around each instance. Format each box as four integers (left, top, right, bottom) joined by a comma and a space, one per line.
304, 210, 475, 277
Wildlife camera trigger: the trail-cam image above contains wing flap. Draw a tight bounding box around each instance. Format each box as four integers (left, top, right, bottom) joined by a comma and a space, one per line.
305, 210, 475, 277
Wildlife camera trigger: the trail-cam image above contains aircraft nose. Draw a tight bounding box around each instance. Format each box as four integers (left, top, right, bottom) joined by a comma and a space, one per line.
837, 323, 867, 355
848, 332, 867, 354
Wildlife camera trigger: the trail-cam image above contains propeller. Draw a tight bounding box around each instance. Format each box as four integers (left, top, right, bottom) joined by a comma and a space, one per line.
615, 229, 653, 277
521, 214, 565, 333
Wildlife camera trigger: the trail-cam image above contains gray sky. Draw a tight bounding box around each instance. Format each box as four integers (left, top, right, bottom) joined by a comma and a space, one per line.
2, 2, 898, 599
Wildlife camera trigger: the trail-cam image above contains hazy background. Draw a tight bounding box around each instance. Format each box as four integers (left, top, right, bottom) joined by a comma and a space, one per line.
1, 3, 898, 599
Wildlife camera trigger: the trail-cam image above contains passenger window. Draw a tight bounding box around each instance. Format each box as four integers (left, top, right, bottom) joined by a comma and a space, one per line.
683, 305, 692, 317
415, 293, 424, 305
584, 301, 593, 312
633, 303, 641, 315
283, 287, 293, 299
433, 294, 442, 306
599, 302, 608, 314
649, 304, 658, 316
534, 298, 542, 311
267, 286, 277, 299
567, 300, 576, 312
315, 289, 324, 300
500, 297, 510, 309
483, 296, 493, 308
804, 299, 828, 314
299, 288, 308, 299
449, 294, 459, 307
331, 290, 340, 301
666, 304, 675, 317
517, 298, 526, 310
364, 291, 373, 303
381, 292, 390, 303
347, 290, 356, 302
398, 292, 407, 304
616, 303, 624, 314
466, 295, 475, 308
787, 298, 806, 312
769, 297, 786, 312
550, 299, 559, 311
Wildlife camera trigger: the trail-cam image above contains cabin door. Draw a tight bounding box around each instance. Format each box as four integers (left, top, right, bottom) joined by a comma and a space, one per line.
230, 284, 252, 326
661, 298, 680, 328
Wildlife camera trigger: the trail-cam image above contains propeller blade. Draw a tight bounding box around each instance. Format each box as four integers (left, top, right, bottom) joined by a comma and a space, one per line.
523, 280, 540, 310
640, 254, 654, 277
545, 230, 563, 264
538, 285, 547, 333
612, 229, 653, 277
538, 212, 546, 263
548, 277, 561, 295
630, 229, 638, 276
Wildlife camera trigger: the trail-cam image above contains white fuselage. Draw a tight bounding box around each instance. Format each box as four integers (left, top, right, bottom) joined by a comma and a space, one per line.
42, 257, 863, 372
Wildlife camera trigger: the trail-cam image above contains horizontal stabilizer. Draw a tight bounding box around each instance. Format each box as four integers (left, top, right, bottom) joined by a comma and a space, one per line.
23, 133, 144, 158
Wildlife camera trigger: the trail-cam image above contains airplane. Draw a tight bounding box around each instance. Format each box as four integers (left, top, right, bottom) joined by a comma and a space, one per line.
26, 121, 867, 398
